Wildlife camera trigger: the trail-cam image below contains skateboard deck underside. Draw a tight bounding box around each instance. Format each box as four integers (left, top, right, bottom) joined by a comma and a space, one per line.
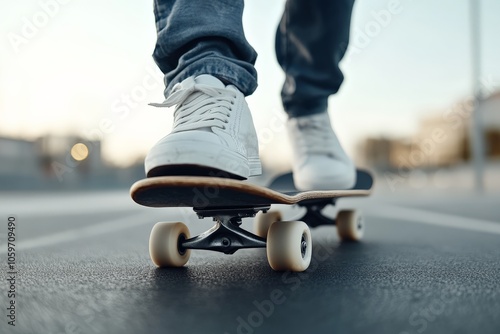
131, 176, 371, 209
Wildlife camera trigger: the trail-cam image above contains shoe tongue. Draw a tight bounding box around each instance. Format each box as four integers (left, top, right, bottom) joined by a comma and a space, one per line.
195, 74, 225, 89
181, 74, 225, 109
185, 75, 226, 134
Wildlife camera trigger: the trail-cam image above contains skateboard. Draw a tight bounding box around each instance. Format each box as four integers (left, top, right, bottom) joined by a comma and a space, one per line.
130, 169, 373, 272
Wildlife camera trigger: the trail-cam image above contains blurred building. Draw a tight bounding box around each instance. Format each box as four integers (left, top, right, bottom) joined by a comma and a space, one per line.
357, 137, 412, 169
480, 91, 500, 158
37, 135, 103, 181
0, 135, 143, 190
358, 91, 500, 169
411, 113, 469, 167
0, 137, 40, 188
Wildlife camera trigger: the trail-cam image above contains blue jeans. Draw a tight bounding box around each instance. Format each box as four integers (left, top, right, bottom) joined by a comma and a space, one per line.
153, 0, 355, 117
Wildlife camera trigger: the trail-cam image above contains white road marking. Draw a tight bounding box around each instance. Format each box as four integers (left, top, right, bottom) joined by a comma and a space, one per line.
0, 191, 137, 217
0, 212, 152, 254
1, 201, 138, 218
366, 204, 500, 235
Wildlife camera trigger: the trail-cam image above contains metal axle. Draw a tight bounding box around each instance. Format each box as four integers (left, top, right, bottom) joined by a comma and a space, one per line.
180, 206, 269, 254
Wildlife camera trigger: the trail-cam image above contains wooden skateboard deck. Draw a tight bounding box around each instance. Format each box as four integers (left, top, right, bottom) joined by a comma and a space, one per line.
130, 169, 373, 209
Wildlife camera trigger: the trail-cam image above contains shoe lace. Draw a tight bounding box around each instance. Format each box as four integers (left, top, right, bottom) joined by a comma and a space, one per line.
295, 116, 337, 156
150, 77, 236, 133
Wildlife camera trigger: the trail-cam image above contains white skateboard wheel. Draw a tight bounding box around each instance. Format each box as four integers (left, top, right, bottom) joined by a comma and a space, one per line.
254, 210, 282, 238
266, 221, 312, 272
336, 210, 364, 241
149, 222, 191, 267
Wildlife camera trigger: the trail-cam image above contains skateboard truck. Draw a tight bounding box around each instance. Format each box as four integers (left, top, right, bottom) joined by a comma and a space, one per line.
296, 199, 337, 228
179, 206, 270, 254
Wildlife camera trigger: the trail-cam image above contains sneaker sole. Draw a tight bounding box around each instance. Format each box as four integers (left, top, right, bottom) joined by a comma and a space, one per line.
145, 141, 262, 179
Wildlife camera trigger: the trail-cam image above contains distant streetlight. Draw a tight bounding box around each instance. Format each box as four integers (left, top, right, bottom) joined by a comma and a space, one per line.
469, 0, 485, 192
71, 143, 89, 161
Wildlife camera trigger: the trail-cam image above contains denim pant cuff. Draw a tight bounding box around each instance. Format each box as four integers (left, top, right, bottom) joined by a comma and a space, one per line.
164, 57, 258, 97
284, 98, 328, 118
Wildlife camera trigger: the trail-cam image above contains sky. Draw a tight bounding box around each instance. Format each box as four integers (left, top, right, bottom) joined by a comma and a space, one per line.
1, 0, 500, 167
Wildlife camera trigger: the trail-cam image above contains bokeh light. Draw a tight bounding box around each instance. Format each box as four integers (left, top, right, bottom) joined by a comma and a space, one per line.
70, 143, 89, 161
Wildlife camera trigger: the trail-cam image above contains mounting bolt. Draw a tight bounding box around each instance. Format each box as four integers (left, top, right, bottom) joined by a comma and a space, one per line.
222, 237, 231, 247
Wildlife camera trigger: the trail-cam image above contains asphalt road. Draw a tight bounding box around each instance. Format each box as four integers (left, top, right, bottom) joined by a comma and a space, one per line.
0, 189, 499, 334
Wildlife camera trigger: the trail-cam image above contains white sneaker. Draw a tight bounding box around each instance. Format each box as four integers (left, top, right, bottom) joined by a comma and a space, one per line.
145, 75, 262, 179
287, 112, 356, 190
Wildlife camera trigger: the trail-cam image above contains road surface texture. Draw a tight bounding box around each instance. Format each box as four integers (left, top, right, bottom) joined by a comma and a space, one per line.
1, 187, 499, 334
